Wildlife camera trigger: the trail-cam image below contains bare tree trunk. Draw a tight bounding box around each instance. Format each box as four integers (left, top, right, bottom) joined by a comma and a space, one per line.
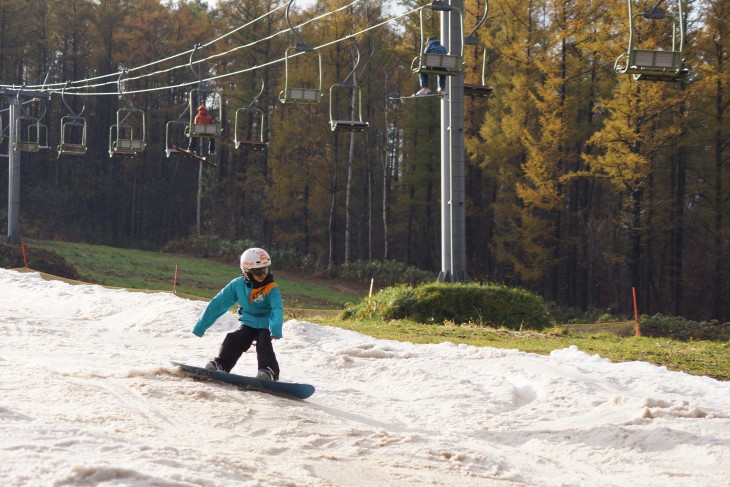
196, 162, 203, 236
344, 73, 357, 262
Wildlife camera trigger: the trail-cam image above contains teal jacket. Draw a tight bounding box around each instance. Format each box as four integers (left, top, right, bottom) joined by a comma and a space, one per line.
191, 274, 284, 338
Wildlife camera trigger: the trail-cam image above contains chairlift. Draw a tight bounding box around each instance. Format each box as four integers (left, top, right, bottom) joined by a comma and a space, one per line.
279, 0, 323, 104
34, 121, 51, 151
58, 85, 87, 157
411, 1, 464, 78
329, 43, 368, 132
235, 72, 268, 150
185, 43, 223, 139
165, 118, 190, 157
59, 115, 87, 156
614, 0, 688, 81
109, 105, 146, 157
186, 86, 223, 140
14, 115, 41, 152
109, 70, 146, 157
14, 94, 48, 152
234, 107, 267, 150
463, 1, 493, 98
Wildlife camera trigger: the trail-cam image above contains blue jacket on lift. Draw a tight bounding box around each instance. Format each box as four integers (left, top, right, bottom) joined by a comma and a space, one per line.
425, 38, 448, 55
191, 274, 284, 339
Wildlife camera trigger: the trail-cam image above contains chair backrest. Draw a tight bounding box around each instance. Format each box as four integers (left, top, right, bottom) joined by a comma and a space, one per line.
282, 88, 322, 104
632, 49, 681, 69
190, 123, 221, 137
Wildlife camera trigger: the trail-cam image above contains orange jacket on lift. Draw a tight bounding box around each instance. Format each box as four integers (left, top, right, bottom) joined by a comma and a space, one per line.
194, 105, 213, 124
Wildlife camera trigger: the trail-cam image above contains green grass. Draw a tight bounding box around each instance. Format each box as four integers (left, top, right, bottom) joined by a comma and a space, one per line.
21, 239, 730, 382
27, 239, 362, 309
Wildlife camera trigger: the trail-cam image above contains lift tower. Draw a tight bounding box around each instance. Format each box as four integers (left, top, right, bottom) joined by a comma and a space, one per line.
2, 88, 51, 245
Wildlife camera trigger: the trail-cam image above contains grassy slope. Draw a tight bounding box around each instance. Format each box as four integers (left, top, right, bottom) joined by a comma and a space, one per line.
23, 240, 730, 381
28, 240, 362, 309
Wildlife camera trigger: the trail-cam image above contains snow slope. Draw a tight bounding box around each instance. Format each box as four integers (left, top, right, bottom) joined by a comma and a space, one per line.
1, 268, 729, 486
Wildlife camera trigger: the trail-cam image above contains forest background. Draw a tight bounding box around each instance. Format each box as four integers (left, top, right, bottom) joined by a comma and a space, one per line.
1, 0, 728, 322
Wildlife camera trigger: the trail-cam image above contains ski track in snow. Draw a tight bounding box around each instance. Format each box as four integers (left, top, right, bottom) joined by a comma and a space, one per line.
1, 268, 729, 486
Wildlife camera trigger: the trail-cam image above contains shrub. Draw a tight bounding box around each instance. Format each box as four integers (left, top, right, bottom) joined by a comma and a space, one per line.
342, 281, 554, 330
333, 260, 433, 286
0, 242, 79, 280
639, 314, 730, 341
269, 248, 324, 273
162, 236, 255, 260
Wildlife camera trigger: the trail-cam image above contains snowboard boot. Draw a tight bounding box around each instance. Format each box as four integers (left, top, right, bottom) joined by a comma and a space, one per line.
205, 359, 225, 372
256, 367, 276, 382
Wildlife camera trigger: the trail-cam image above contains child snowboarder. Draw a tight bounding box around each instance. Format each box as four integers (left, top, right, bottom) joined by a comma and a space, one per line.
191, 247, 283, 381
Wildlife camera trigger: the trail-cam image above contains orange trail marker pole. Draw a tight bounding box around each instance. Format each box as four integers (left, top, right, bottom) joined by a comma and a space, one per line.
632, 287, 641, 337
173, 265, 179, 294
21, 241, 28, 268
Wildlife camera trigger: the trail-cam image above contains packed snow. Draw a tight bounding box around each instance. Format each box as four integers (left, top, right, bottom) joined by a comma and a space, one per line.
1, 268, 729, 486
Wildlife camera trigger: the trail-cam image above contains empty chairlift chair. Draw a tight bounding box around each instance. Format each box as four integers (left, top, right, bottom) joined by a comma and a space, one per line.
109, 105, 146, 157
235, 106, 268, 150
279, 0, 323, 105
329, 44, 368, 132
235, 72, 268, 150
14, 115, 41, 152
57, 86, 88, 157
614, 0, 688, 82
164, 118, 190, 157
58, 115, 87, 156
463, 1, 493, 98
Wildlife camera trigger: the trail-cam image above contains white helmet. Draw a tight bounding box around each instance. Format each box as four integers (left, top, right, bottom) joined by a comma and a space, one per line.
240, 248, 271, 274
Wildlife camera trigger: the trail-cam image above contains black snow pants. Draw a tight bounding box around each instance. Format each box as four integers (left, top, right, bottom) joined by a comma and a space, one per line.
216, 325, 279, 380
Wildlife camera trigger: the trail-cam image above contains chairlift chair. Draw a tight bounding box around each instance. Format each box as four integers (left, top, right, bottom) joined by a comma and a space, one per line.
14, 93, 49, 152
186, 87, 223, 139
463, 40, 493, 98
614, 0, 688, 81
58, 115, 87, 156
109, 106, 146, 157
462, 1, 493, 98
279, 1, 323, 104
411, 2, 465, 78
279, 45, 323, 104
234, 107, 268, 150
34, 122, 51, 151
328, 43, 368, 132
165, 119, 190, 157
329, 84, 369, 132
57, 85, 88, 156
14, 115, 41, 152
234, 72, 268, 150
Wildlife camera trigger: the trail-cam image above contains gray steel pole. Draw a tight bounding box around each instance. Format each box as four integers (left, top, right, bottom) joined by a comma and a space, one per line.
438, 0, 468, 282
438, 5, 452, 282
449, 0, 468, 282
7, 99, 21, 245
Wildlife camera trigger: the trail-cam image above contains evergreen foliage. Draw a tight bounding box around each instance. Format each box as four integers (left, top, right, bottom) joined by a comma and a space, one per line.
639, 314, 730, 342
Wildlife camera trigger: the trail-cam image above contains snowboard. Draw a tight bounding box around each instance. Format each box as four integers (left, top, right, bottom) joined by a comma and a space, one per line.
170, 145, 219, 168
171, 361, 315, 399
389, 92, 445, 101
